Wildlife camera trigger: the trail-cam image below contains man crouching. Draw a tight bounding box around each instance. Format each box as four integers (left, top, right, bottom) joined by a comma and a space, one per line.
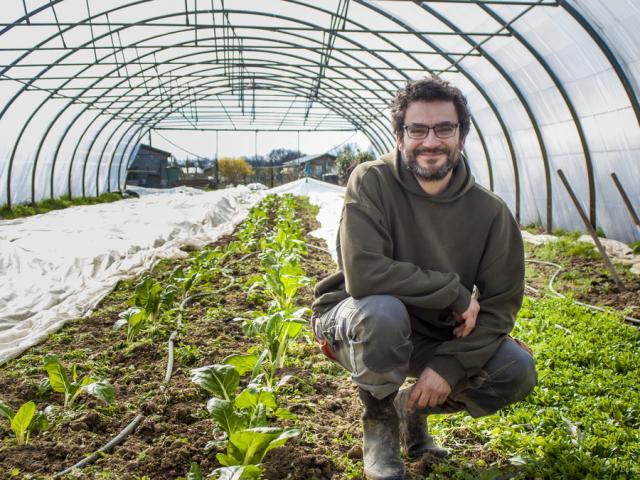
311, 76, 537, 480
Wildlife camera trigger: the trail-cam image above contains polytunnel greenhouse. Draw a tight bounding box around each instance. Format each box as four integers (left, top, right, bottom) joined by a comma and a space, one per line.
0, 1, 639, 479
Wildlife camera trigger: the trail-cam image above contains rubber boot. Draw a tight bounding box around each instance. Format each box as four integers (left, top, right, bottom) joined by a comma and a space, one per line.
394, 387, 449, 460
358, 388, 406, 480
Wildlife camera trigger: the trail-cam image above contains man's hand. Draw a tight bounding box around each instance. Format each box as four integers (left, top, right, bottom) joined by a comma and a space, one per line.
453, 297, 480, 338
407, 367, 452, 411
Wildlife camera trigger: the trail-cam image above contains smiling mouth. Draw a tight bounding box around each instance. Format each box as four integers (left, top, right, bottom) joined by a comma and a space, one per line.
417, 152, 445, 161
416, 148, 447, 156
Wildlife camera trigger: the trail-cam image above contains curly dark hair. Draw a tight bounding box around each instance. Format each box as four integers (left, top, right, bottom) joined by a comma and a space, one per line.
390, 76, 471, 141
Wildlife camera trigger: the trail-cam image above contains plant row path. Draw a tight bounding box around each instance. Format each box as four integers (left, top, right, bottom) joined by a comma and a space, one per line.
1, 195, 639, 479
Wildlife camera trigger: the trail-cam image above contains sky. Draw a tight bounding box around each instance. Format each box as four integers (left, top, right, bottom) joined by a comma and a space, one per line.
148, 128, 372, 161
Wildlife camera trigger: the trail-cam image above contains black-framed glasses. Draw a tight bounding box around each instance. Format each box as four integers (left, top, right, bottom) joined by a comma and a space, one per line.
403, 122, 459, 140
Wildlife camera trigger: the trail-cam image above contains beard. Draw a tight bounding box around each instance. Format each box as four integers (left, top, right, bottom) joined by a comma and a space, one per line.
402, 146, 461, 181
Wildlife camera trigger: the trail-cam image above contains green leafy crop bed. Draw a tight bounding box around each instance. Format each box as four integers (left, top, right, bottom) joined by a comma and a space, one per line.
426, 296, 640, 479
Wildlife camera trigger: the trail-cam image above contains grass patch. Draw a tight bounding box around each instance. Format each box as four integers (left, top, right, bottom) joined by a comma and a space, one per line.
530, 234, 600, 262
0, 192, 123, 219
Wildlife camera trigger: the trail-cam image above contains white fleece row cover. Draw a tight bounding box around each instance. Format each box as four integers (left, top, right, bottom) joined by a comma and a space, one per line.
0, 186, 259, 364
269, 177, 345, 261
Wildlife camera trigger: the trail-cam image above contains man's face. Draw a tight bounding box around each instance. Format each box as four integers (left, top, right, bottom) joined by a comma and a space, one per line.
397, 100, 464, 182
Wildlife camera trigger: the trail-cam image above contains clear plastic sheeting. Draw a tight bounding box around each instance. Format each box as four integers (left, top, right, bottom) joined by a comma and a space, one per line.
0, 1, 639, 242
0, 186, 259, 364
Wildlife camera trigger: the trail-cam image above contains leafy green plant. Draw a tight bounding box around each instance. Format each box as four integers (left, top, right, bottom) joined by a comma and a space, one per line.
190, 247, 229, 283
191, 359, 299, 478
114, 307, 147, 343
130, 276, 176, 324
186, 193, 307, 479
191, 359, 280, 434
43, 355, 114, 407
114, 276, 178, 342
184, 462, 203, 480
191, 363, 240, 403
250, 262, 309, 311
533, 236, 599, 261
214, 427, 299, 478
175, 344, 201, 366
0, 400, 48, 445
241, 308, 310, 386
213, 465, 262, 480
428, 296, 640, 479
233, 203, 270, 252
170, 266, 202, 299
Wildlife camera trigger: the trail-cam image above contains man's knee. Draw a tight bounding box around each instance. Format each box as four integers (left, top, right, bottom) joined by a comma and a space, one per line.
498, 342, 537, 403
352, 295, 410, 339
351, 295, 412, 372
513, 349, 537, 400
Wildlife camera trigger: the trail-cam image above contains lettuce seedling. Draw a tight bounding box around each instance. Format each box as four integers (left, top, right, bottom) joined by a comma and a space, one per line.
114, 307, 147, 343
250, 262, 310, 311
0, 400, 48, 445
170, 266, 202, 298
191, 362, 280, 436
242, 308, 309, 386
185, 462, 204, 480
43, 355, 115, 408
215, 427, 299, 474
130, 276, 176, 324
115, 276, 178, 342
212, 465, 262, 479
190, 363, 240, 402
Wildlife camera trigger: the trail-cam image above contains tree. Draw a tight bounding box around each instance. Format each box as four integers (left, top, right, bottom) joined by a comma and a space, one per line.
196, 158, 214, 170
336, 145, 374, 184
245, 154, 267, 166
268, 148, 303, 165
218, 157, 254, 185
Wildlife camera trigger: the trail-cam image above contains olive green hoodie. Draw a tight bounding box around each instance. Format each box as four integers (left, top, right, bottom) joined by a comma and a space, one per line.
312, 149, 524, 388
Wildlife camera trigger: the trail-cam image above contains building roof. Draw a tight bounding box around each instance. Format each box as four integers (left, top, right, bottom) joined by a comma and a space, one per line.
137, 144, 173, 158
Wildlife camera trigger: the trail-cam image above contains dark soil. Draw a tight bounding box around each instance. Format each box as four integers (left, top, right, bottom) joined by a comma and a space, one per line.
1, 199, 638, 480
525, 245, 640, 317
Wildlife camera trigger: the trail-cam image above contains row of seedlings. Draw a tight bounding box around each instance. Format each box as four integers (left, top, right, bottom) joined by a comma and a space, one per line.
0, 193, 309, 478
189, 194, 312, 479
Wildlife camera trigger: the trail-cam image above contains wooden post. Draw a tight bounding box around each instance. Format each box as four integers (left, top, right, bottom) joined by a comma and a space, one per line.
611, 172, 640, 228
557, 169, 626, 291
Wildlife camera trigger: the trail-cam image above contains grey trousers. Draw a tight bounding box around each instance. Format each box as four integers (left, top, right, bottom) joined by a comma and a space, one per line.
312, 295, 537, 417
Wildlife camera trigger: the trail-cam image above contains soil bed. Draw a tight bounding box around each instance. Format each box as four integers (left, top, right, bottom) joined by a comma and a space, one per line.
524, 238, 640, 315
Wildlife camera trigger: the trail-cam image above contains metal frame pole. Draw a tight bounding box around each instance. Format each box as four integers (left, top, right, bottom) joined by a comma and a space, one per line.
557, 169, 625, 291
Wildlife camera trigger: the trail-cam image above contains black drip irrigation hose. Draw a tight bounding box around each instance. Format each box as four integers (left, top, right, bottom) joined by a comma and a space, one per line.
53, 254, 250, 478
53, 414, 144, 478
165, 273, 238, 382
